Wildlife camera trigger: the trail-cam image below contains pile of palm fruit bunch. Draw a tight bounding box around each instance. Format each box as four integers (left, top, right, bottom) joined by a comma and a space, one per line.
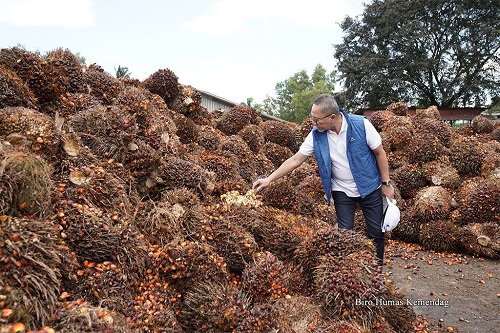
373, 103, 499, 258
0, 45, 495, 333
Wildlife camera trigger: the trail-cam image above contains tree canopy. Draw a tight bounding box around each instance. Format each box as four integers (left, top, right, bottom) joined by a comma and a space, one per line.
334, 0, 500, 110
115, 65, 131, 78
257, 64, 337, 124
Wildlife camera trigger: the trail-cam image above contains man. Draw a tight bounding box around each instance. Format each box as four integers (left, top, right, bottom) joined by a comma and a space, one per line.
252, 94, 394, 265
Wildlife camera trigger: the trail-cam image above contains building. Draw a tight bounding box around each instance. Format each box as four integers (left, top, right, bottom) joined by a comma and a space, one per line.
198, 89, 285, 122
198, 89, 239, 112
359, 107, 488, 126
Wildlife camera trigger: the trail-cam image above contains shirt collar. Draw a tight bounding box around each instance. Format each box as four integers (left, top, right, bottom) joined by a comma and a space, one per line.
340, 113, 348, 133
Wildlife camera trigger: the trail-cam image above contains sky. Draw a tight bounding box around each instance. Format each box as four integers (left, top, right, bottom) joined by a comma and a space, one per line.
0, 0, 367, 104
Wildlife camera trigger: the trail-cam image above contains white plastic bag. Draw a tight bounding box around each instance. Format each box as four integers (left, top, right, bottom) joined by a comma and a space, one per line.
382, 197, 400, 232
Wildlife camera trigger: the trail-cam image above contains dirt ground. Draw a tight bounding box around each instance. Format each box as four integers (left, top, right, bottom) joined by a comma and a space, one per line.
385, 240, 500, 333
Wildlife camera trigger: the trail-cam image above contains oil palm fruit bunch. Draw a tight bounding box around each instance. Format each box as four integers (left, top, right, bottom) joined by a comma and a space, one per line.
392, 164, 428, 199
294, 174, 325, 213
273, 295, 323, 332
491, 126, 500, 143
51, 300, 132, 333
219, 133, 254, 163
282, 263, 315, 297
58, 205, 139, 269
390, 200, 421, 244
250, 151, 276, 179
406, 133, 446, 164
299, 117, 314, 139
218, 135, 257, 183
482, 139, 500, 154
113, 86, 155, 122
241, 251, 290, 304
171, 111, 199, 144
454, 123, 475, 137
201, 203, 259, 273
368, 110, 396, 132
145, 94, 181, 151
199, 150, 240, 183
186, 104, 214, 126
0, 66, 38, 109
131, 264, 186, 332
449, 136, 485, 177
259, 178, 301, 214
0, 46, 67, 104
421, 160, 461, 189
114, 86, 180, 151
385, 149, 410, 170
234, 302, 293, 333
459, 222, 500, 260
381, 115, 415, 151
196, 124, 224, 151
413, 116, 452, 147
385, 101, 408, 116
143, 68, 180, 104
135, 187, 203, 246
61, 162, 133, 215
68, 104, 139, 161
181, 280, 251, 331
0, 216, 61, 329
412, 186, 452, 222
261, 141, 293, 168
0, 106, 60, 159
457, 175, 500, 225
472, 114, 494, 134
480, 152, 500, 178
419, 219, 460, 252
238, 124, 265, 153
43, 92, 103, 119
83, 63, 123, 104
288, 157, 318, 185
259, 120, 302, 153
0, 149, 52, 217
161, 187, 204, 233
313, 250, 385, 328
167, 83, 202, 116
69, 259, 139, 315
376, 280, 416, 332
148, 240, 229, 294
44, 47, 85, 94
308, 320, 366, 333
294, 226, 375, 273
252, 205, 323, 261
149, 155, 214, 198
120, 139, 162, 194
216, 104, 262, 136
414, 105, 441, 120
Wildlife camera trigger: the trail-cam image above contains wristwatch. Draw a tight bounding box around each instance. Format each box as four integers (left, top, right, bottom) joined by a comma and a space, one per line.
382, 180, 392, 186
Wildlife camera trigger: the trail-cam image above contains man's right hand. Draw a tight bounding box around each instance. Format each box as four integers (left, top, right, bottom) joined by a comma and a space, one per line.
252, 178, 271, 193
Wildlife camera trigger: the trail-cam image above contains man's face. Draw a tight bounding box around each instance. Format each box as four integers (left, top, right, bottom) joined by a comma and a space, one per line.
310, 104, 334, 131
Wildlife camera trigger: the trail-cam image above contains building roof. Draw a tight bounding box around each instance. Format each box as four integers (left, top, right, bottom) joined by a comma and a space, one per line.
197, 88, 287, 122
359, 107, 488, 121
197, 89, 240, 107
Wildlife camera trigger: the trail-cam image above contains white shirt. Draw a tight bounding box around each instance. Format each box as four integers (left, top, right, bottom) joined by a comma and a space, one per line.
299, 117, 382, 197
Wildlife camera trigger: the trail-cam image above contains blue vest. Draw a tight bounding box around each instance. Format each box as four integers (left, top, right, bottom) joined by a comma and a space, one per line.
312, 110, 381, 205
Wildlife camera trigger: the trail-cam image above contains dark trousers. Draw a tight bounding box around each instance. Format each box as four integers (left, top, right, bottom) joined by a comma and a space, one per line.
332, 188, 385, 265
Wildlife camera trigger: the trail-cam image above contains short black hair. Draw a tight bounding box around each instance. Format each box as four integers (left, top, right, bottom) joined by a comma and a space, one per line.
313, 94, 339, 115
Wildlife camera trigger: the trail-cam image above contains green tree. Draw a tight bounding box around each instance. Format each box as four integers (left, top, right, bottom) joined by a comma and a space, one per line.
246, 97, 255, 107
334, 0, 500, 110
115, 65, 131, 78
270, 64, 337, 123
254, 95, 278, 117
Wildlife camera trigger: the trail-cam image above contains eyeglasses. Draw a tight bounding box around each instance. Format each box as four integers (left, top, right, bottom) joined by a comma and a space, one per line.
309, 113, 333, 123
